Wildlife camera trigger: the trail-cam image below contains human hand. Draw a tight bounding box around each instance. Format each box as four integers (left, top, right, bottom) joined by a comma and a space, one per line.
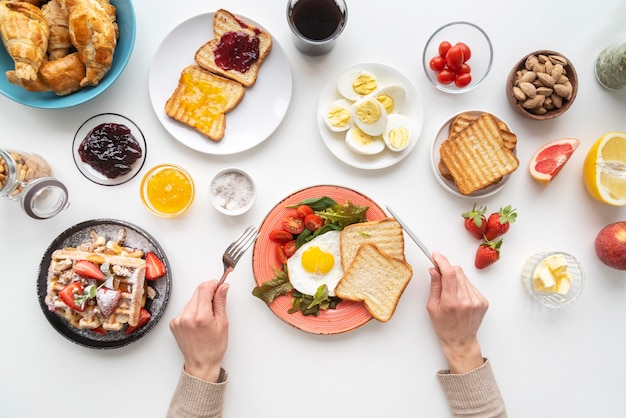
169, 280, 229, 383
426, 252, 488, 374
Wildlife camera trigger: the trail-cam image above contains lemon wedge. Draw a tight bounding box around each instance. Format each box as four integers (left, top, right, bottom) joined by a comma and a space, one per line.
583, 132, 626, 206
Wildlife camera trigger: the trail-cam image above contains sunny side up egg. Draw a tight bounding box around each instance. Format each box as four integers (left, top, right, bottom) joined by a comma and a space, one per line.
287, 231, 344, 297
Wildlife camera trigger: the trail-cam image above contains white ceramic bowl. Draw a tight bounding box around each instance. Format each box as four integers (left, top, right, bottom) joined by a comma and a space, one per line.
209, 168, 256, 216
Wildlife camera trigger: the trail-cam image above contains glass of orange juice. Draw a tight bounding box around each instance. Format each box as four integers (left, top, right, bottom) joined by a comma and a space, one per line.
140, 164, 194, 217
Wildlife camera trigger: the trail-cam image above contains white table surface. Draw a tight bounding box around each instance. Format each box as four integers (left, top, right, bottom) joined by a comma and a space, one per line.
1, 0, 626, 417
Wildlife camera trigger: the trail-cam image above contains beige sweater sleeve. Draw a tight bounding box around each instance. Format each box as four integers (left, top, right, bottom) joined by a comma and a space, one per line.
437, 359, 507, 418
167, 368, 228, 418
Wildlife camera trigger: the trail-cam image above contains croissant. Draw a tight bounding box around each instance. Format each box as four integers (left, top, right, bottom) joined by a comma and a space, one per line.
64, 0, 117, 87
41, 0, 71, 60
0, 1, 49, 82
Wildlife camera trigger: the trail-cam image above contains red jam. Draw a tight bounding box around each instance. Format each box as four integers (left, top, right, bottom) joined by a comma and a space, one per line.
214, 31, 260, 73
78, 123, 142, 179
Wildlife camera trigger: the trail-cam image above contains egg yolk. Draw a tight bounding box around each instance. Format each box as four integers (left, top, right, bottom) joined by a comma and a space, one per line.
351, 126, 375, 145
327, 105, 351, 128
376, 94, 395, 114
387, 126, 410, 149
301, 246, 335, 275
355, 99, 382, 124
352, 74, 377, 96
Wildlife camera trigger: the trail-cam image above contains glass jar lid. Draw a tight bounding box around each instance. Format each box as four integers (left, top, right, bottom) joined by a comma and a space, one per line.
20, 177, 69, 219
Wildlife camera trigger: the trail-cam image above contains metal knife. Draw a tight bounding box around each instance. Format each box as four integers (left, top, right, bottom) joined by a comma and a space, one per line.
386, 205, 440, 272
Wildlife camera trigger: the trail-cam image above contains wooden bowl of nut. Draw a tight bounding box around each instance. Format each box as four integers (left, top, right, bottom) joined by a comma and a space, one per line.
506, 50, 578, 120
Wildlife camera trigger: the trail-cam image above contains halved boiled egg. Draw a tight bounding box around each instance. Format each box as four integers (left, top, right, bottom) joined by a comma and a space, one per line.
322, 99, 353, 132
372, 84, 406, 115
345, 125, 386, 155
337, 70, 378, 101
351, 96, 388, 136
287, 231, 344, 297
383, 114, 412, 152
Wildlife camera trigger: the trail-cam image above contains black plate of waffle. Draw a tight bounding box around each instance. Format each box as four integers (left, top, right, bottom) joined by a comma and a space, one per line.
37, 219, 172, 349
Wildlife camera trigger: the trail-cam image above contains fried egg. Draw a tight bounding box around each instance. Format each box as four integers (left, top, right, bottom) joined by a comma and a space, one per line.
372, 84, 406, 115
351, 96, 388, 136
345, 125, 386, 155
287, 231, 344, 297
383, 114, 412, 152
337, 70, 378, 101
322, 99, 353, 132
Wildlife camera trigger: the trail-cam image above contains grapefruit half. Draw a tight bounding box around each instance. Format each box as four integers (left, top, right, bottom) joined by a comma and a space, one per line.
529, 138, 580, 186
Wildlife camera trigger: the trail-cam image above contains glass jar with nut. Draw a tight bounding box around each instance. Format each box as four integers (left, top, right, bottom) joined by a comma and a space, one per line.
595, 41, 626, 90
0, 149, 69, 219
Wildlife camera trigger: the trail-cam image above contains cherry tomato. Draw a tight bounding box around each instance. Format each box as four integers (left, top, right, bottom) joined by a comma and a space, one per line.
283, 240, 298, 258
304, 213, 324, 231
455, 42, 471, 61
296, 205, 314, 218
276, 244, 288, 264
282, 215, 304, 234
446, 45, 465, 69
436, 69, 456, 85
454, 73, 472, 88
429, 56, 446, 72
438, 41, 451, 58
269, 229, 293, 243
455, 63, 471, 74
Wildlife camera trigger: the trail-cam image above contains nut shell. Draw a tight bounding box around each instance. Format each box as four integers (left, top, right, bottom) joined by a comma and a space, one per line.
506, 50, 578, 120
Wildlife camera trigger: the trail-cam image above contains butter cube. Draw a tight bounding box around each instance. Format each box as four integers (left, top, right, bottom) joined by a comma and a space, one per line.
533, 263, 556, 288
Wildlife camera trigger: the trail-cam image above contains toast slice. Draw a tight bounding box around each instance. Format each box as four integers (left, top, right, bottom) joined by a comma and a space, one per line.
194, 8, 272, 87
165, 65, 245, 141
449, 112, 518, 152
339, 218, 405, 271
334, 243, 413, 322
440, 113, 519, 195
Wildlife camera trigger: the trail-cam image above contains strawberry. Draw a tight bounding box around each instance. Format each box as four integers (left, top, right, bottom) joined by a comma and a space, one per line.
74, 260, 105, 280
59, 282, 86, 312
462, 203, 487, 239
145, 252, 166, 280
96, 287, 121, 317
475, 239, 502, 269
484, 205, 517, 240
124, 308, 151, 335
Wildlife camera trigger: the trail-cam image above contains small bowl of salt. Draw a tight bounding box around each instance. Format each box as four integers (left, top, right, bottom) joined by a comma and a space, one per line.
209, 168, 256, 216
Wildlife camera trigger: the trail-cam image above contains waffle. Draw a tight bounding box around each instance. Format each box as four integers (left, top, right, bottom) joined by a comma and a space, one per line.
45, 230, 147, 331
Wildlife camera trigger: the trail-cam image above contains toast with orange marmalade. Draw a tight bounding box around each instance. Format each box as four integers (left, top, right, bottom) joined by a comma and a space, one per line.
165, 65, 245, 142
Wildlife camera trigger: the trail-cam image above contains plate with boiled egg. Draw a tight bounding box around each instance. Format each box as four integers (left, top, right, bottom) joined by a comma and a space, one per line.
251, 185, 386, 334
317, 63, 424, 169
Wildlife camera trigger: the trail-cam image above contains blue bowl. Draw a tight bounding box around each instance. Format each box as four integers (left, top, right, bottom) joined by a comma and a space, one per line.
0, 0, 135, 109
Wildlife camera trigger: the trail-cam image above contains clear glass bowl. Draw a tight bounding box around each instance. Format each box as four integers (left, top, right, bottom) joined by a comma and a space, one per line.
521, 251, 584, 308
140, 164, 194, 217
422, 21, 493, 94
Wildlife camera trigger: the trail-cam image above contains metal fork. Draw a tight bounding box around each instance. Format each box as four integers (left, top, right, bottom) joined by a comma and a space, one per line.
217, 225, 259, 285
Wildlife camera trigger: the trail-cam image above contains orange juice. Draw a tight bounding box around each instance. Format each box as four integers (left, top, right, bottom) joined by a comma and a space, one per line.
141, 164, 194, 217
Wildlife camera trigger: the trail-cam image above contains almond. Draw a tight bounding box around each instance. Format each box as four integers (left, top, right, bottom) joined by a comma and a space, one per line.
519, 81, 537, 98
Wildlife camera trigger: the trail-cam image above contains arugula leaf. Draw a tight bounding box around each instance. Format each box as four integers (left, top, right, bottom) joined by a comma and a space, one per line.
287, 197, 337, 212
252, 267, 293, 304
318, 201, 369, 227
289, 285, 342, 316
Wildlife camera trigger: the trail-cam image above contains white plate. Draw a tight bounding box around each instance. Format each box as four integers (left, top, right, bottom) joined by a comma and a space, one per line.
149, 13, 292, 155
431, 110, 514, 198
317, 63, 424, 170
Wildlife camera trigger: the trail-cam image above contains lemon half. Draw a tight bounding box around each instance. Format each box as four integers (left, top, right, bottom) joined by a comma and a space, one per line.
583, 132, 626, 206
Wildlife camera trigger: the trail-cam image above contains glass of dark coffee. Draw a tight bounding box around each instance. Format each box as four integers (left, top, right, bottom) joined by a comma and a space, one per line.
287, 0, 348, 55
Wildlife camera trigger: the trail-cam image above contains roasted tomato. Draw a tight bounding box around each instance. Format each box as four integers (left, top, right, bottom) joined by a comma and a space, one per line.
282, 215, 305, 234
269, 229, 294, 243
304, 214, 324, 231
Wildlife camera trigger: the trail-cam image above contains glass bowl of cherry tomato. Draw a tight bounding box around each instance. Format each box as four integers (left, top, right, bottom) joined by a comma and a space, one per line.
422, 21, 493, 94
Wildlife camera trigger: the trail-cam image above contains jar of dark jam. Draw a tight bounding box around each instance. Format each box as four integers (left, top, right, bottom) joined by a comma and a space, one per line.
0, 149, 69, 219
